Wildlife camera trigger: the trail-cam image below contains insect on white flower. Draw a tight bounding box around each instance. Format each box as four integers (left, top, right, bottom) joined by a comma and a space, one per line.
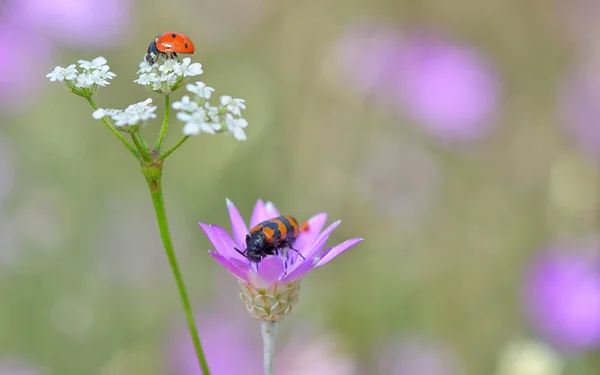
92, 98, 157, 128
134, 57, 203, 95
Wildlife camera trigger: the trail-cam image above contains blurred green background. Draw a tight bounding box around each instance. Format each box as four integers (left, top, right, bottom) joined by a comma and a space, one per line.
2, 0, 600, 374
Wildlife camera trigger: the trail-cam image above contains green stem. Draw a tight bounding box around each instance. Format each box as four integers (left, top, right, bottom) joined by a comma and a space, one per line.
155, 95, 171, 152
158, 136, 190, 161
142, 162, 211, 375
130, 131, 152, 161
85, 97, 141, 159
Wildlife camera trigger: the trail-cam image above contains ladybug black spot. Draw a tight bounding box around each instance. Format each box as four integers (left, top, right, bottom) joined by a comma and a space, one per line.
184, 43, 189, 49
171, 33, 177, 38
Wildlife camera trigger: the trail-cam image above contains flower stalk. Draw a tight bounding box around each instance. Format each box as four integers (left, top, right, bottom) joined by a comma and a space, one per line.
141, 161, 211, 375
155, 94, 171, 152
85, 97, 141, 159
261, 321, 278, 375
48, 54, 252, 375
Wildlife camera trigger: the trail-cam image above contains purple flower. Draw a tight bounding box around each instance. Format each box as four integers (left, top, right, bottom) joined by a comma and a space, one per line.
199, 199, 363, 321
0, 20, 51, 112
11, 0, 131, 48
523, 243, 600, 352
337, 26, 501, 142
168, 309, 262, 375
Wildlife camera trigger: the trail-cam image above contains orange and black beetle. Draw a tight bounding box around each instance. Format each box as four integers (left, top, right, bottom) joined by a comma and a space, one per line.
235, 215, 309, 263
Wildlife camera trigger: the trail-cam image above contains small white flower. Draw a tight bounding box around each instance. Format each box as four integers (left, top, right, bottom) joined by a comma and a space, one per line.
205, 106, 220, 123
137, 60, 153, 74
224, 114, 248, 141
220, 96, 246, 116
172, 96, 199, 112
186, 81, 214, 100
178, 109, 221, 136
92, 108, 108, 119
158, 59, 178, 73
134, 73, 157, 86
75, 73, 94, 88
92, 99, 157, 128
63, 64, 78, 80
47, 67, 67, 82
48, 57, 116, 96
175, 58, 203, 77
135, 56, 203, 95
78, 56, 108, 71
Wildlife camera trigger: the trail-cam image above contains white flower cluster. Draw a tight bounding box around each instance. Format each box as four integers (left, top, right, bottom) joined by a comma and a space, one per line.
134, 57, 203, 95
92, 98, 157, 129
46, 57, 116, 97
172, 82, 248, 141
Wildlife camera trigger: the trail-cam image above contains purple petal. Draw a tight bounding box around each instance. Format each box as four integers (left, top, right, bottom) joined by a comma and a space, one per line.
199, 223, 245, 261
257, 256, 285, 284
226, 198, 249, 249
281, 259, 314, 283
303, 220, 342, 259
250, 199, 267, 228
264, 201, 280, 218
209, 251, 250, 281
294, 213, 328, 254
315, 238, 363, 267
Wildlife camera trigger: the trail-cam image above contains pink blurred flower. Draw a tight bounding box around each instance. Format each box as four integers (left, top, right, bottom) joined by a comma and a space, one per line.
559, 68, 600, 161
201, 199, 363, 289
337, 26, 501, 142
523, 242, 600, 352
11, 0, 130, 48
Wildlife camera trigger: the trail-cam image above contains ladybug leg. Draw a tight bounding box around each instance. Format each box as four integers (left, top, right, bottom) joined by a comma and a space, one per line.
234, 247, 249, 259
280, 239, 305, 260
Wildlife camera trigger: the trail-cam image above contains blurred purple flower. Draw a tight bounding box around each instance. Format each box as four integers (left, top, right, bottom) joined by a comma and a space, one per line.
0, 20, 51, 111
559, 69, 600, 161
11, 0, 130, 48
337, 26, 501, 142
523, 243, 600, 352
200, 199, 363, 289
168, 309, 262, 375
376, 337, 463, 375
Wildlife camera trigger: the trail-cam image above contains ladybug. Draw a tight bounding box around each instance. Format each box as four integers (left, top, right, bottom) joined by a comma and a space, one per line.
145, 32, 195, 65
235, 216, 310, 263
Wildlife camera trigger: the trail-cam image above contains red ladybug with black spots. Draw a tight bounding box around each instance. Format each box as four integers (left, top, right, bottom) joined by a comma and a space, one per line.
145, 32, 195, 65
